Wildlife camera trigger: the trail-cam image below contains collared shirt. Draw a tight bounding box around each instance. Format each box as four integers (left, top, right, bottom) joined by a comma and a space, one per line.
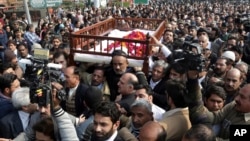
206, 41, 212, 50
96, 83, 104, 90
105, 130, 118, 141
198, 75, 206, 89
152, 104, 165, 121
149, 79, 161, 90
244, 113, 250, 122
14, 49, 18, 57
18, 110, 30, 130
0, 92, 11, 99
69, 84, 79, 99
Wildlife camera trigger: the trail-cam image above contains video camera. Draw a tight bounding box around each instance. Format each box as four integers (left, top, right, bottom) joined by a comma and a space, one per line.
21, 48, 66, 106
24, 60, 66, 106
173, 41, 206, 72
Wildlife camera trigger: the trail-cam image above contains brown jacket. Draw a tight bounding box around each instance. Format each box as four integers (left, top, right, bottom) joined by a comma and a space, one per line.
159, 108, 191, 141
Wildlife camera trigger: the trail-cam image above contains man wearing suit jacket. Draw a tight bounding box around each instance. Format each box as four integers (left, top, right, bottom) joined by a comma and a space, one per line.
91, 101, 124, 141
55, 66, 89, 117
105, 50, 136, 101
0, 73, 20, 119
0, 87, 36, 139
148, 60, 169, 110
159, 79, 192, 141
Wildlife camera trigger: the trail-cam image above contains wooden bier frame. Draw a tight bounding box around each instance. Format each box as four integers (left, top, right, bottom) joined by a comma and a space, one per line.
69, 17, 166, 74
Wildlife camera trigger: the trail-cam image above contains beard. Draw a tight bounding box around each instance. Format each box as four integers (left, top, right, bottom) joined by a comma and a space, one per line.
92, 127, 115, 141
214, 68, 225, 76
114, 69, 125, 75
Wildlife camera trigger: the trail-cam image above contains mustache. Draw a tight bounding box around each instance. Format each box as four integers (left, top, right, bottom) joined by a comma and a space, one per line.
235, 100, 240, 105
94, 131, 103, 136
225, 85, 233, 89
214, 68, 221, 71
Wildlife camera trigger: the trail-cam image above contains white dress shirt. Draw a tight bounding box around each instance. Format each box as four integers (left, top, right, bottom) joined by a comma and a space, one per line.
18, 111, 30, 130
105, 130, 118, 141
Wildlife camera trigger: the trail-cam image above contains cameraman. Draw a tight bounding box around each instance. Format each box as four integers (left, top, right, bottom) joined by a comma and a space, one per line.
13, 86, 81, 141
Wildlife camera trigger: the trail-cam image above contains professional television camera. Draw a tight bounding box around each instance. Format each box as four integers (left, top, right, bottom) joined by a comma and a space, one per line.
172, 41, 206, 72
21, 49, 66, 106
25, 61, 66, 106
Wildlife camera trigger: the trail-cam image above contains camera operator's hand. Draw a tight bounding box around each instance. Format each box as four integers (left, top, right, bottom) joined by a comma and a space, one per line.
27, 103, 38, 113
187, 70, 199, 79
52, 88, 61, 109
51, 82, 63, 90
78, 114, 86, 125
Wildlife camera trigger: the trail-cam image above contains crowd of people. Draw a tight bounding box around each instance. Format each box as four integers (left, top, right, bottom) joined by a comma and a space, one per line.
0, 0, 250, 141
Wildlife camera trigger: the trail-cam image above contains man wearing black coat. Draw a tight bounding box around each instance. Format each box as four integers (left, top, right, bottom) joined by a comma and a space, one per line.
105, 50, 135, 101
147, 60, 169, 110
53, 66, 89, 117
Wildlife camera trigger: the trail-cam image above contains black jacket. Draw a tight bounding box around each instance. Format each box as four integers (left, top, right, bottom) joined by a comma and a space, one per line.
105, 66, 135, 101
61, 83, 89, 117
148, 76, 168, 110
0, 110, 23, 138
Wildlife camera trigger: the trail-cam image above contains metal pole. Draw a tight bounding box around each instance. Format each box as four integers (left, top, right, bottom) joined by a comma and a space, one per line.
23, 0, 32, 24
47, 8, 51, 23
45, 0, 51, 23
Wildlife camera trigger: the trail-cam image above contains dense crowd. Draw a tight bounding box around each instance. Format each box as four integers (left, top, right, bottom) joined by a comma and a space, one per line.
0, 0, 250, 141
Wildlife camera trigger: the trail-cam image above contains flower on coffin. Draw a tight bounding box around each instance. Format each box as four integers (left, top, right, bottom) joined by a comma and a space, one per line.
105, 31, 147, 57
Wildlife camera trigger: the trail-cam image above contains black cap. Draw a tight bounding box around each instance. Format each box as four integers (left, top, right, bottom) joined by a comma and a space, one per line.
112, 50, 128, 58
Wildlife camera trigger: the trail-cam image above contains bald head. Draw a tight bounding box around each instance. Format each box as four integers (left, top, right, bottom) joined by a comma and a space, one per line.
226, 68, 242, 79
224, 68, 243, 92
199, 35, 209, 48
235, 62, 248, 76
123, 73, 138, 83
64, 66, 80, 88
138, 121, 166, 141
118, 73, 138, 95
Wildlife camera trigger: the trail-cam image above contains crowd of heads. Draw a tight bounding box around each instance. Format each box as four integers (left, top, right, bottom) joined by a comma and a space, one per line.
0, 0, 250, 141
